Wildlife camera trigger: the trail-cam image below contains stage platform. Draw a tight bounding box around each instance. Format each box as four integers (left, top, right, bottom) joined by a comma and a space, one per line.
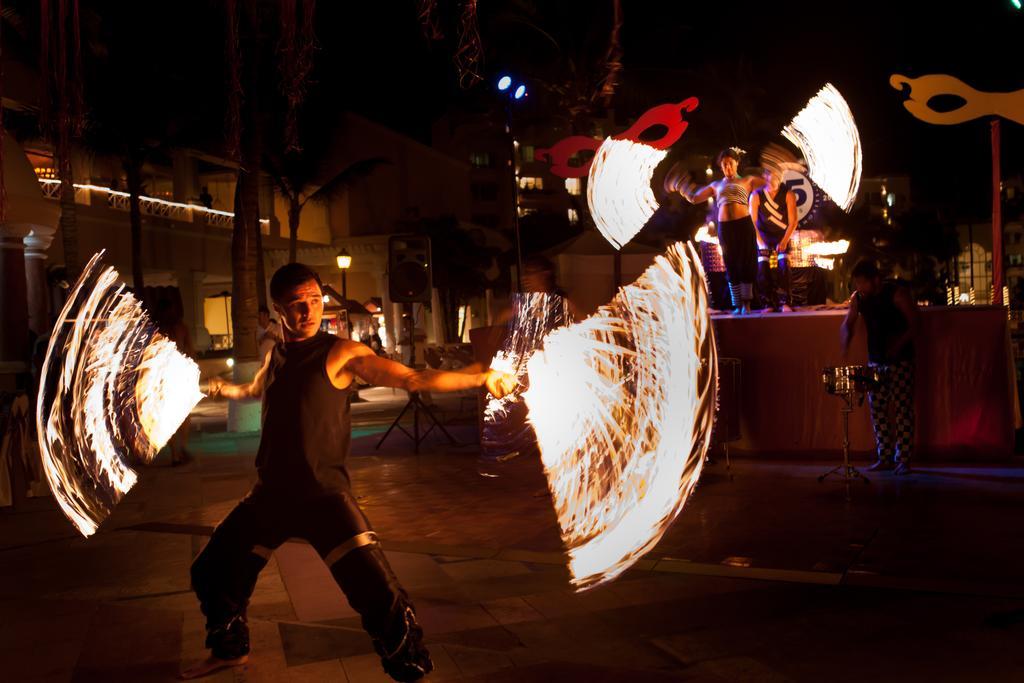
712, 305, 1019, 460
471, 305, 1020, 462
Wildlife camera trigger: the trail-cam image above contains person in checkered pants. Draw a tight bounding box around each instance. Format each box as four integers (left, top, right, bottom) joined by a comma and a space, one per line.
840, 260, 919, 475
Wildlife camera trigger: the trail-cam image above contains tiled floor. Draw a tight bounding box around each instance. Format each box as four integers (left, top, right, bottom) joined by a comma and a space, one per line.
3, 418, 1024, 680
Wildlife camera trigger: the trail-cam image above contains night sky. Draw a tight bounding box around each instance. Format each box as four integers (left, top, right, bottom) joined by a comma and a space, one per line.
59, 1, 1024, 220
318, 0, 1024, 218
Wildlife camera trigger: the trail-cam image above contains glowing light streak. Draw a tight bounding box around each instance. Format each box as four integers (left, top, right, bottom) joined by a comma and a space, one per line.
693, 223, 719, 246
803, 239, 850, 256
38, 178, 270, 225
814, 257, 836, 270
587, 138, 667, 249
782, 84, 862, 211
523, 242, 717, 589
483, 294, 571, 459
36, 252, 204, 537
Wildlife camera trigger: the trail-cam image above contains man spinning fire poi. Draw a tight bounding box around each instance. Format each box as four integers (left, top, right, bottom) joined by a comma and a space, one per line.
183, 263, 516, 681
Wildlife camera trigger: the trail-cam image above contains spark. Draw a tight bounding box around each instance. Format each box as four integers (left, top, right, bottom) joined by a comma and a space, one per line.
587, 138, 667, 250
523, 242, 717, 590
782, 84, 862, 211
483, 293, 571, 458
36, 252, 204, 537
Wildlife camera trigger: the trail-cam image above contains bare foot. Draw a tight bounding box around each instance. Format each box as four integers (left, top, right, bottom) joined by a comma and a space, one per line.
180, 655, 248, 680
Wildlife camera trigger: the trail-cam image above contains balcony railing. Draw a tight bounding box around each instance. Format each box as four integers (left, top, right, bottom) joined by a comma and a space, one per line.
39, 179, 267, 229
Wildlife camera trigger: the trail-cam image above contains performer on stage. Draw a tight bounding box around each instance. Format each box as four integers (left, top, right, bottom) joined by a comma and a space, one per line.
840, 260, 918, 475
183, 263, 516, 681
749, 166, 797, 312
666, 148, 767, 314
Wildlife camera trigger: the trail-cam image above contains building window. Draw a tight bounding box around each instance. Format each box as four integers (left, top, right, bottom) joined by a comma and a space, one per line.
470, 152, 492, 168
565, 178, 581, 196
520, 145, 535, 163
1010, 254, 1023, 266
567, 208, 579, 224
517, 206, 537, 218
471, 182, 499, 202
518, 176, 543, 191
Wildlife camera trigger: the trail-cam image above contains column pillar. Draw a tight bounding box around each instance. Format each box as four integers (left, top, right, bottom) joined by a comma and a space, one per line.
0, 224, 32, 389
23, 225, 57, 337
172, 150, 198, 203
430, 287, 444, 345
380, 272, 396, 353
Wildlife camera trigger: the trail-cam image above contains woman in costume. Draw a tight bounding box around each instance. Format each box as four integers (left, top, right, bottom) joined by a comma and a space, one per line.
666, 148, 767, 314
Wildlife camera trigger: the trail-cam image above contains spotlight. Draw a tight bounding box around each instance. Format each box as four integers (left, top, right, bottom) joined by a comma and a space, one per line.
514, 84, 527, 100
497, 75, 512, 91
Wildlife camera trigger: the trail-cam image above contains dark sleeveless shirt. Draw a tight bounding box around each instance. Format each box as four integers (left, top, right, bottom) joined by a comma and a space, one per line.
255, 332, 353, 493
857, 281, 913, 364
755, 186, 790, 238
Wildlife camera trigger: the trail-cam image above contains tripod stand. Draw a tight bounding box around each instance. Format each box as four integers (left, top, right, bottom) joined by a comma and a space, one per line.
375, 390, 457, 453
818, 389, 869, 500
376, 307, 457, 454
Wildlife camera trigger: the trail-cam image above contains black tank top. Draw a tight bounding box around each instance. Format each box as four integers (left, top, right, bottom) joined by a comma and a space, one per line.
255, 332, 353, 493
857, 281, 913, 364
755, 186, 790, 238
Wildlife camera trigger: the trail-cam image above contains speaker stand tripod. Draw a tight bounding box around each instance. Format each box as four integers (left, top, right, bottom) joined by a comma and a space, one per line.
376, 307, 457, 454
375, 390, 457, 453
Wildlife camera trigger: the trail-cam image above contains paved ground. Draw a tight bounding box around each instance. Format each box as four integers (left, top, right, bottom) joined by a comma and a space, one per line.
3, 391, 1024, 682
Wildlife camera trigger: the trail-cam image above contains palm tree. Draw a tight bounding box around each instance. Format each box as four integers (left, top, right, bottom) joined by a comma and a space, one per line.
228, 0, 263, 364
265, 154, 389, 264
38, 1, 86, 280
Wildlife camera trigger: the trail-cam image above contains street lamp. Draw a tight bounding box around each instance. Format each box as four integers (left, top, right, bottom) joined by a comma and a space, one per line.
336, 248, 352, 300
336, 248, 353, 338
496, 73, 529, 289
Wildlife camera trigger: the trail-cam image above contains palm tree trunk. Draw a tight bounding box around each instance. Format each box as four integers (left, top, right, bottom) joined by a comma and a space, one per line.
288, 197, 301, 263
232, 169, 259, 362
124, 154, 145, 292
230, 0, 261, 363
254, 189, 267, 311
57, 149, 79, 281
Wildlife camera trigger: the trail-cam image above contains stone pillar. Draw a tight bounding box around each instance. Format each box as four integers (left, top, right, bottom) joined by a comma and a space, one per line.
176, 269, 209, 351
23, 225, 57, 337
430, 287, 444, 345
380, 272, 396, 353
172, 151, 198, 203
0, 224, 32, 389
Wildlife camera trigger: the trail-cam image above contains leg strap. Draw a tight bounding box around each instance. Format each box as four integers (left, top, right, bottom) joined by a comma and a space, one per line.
323, 531, 380, 567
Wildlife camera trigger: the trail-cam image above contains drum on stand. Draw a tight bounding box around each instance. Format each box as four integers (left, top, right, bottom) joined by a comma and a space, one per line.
819, 365, 881, 499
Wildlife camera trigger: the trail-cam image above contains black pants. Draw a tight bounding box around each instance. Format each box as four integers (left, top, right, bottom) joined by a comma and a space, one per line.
718, 216, 758, 289
190, 487, 431, 679
756, 231, 791, 309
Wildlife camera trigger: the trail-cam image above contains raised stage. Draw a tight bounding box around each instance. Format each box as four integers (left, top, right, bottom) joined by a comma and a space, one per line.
712, 305, 1019, 460
470, 305, 1020, 461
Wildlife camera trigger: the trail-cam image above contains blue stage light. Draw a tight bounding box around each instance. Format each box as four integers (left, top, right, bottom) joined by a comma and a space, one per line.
497, 75, 512, 91
514, 84, 527, 100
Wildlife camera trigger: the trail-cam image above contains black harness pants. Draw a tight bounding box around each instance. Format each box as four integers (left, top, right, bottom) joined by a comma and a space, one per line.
190, 486, 431, 679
